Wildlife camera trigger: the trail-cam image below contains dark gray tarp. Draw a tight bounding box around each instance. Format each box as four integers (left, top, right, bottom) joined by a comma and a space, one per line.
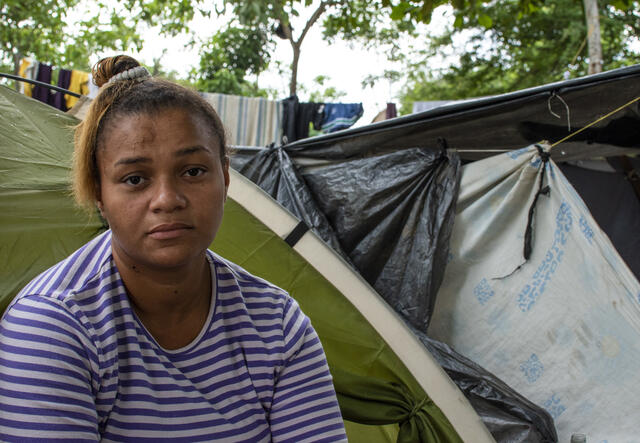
234, 145, 458, 332
230, 144, 557, 442
276, 64, 640, 163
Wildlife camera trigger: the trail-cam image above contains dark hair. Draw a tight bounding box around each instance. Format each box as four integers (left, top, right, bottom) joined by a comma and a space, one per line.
73, 55, 227, 209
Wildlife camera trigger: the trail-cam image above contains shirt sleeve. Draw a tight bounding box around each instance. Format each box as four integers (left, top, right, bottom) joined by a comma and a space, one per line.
268, 297, 348, 443
0, 295, 100, 442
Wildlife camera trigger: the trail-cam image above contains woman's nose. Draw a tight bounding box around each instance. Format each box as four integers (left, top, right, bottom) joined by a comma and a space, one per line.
149, 177, 187, 212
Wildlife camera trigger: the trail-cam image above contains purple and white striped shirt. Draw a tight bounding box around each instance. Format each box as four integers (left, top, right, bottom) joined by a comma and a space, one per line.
0, 230, 347, 442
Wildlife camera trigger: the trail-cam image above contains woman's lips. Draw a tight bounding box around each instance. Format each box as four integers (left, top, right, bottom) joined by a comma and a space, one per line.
147, 223, 193, 240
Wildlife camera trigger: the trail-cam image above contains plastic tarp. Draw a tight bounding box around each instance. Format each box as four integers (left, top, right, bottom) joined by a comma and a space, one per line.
276, 64, 640, 163
234, 145, 459, 331
231, 145, 557, 442
429, 145, 640, 442
0, 85, 465, 442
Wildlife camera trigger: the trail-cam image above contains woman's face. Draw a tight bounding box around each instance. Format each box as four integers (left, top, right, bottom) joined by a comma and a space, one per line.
96, 107, 229, 273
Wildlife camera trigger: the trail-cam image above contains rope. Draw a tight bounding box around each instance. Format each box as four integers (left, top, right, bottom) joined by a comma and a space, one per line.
550, 95, 640, 149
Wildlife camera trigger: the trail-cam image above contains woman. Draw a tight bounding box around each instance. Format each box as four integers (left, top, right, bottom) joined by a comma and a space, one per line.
0, 55, 347, 442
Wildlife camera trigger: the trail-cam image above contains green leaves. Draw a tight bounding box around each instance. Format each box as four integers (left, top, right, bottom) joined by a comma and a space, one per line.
478, 13, 492, 27
194, 25, 273, 96
399, 0, 640, 113
1, 0, 202, 74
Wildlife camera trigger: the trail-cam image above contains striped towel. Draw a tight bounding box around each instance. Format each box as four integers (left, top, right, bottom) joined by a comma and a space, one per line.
201, 93, 283, 147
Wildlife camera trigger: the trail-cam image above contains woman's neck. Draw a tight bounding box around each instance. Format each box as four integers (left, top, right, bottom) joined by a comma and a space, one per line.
114, 253, 213, 350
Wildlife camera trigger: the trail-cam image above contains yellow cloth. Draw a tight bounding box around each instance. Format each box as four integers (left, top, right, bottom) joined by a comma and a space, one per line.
66, 70, 90, 109
18, 59, 34, 97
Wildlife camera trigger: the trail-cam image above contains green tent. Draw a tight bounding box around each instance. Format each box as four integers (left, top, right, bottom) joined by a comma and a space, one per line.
0, 85, 493, 442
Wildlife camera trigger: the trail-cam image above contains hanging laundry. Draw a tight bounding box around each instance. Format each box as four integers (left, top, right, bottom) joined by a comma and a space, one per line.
200, 92, 283, 147
51, 69, 72, 111
281, 95, 326, 143
386, 103, 397, 119
32, 63, 53, 105
281, 95, 299, 144
371, 103, 398, 123
320, 103, 364, 133
66, 70, 90, 109
298, 102, 324, 138
18, 59, 39, 97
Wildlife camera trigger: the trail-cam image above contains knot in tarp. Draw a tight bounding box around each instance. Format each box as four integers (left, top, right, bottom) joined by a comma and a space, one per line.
331, 367, 462, 443
523, 144, 552, 260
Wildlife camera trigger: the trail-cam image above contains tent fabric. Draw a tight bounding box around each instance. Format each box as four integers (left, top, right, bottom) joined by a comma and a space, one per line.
232, 145, 460, 332
0, 86, 104, 316
414, 329, 557, 442
234, 147, 349, 259
214, 194, 472, 443
428, 145, 640, 442
0, 85, 475, 442
230, 145, 557, 442
332, 367, 461, 443
279, 64, 640, 162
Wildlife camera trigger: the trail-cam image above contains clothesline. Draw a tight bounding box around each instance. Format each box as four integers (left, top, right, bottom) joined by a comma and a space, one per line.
17, 58, 98, 111
11, 58, 376, 148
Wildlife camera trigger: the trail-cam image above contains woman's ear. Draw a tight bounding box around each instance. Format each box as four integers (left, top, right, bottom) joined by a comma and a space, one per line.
223, 156, 230, 203
96, 199, 105, 217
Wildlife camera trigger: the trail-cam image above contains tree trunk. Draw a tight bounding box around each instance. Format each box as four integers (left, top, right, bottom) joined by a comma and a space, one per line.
281, 1, 328, 97
583, 0, 603, 74
290, 44, 300, 97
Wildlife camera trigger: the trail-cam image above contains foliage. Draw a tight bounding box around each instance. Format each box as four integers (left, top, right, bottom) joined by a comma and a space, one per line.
301, 75, 347, 102
398, 0, 640, 113
0, 0, 200, 77
193, 26, 272, 97
222, 0, 421, 96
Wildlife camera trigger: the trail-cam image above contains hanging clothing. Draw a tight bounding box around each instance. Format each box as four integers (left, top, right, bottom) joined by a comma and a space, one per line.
200, 92, 283, 147
297, 102, 324, 140
66, 70, 90, 109
281, 96, 325, 143
320, 103, 364, 133
32, 63, 53, 105
18, 59, 39, 97
371, 103, 398, 123
281, 95, 299, 144
51, 69, 72, 111
386, 103, 397, 119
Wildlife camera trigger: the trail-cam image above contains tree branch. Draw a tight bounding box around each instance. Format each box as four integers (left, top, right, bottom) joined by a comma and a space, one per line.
296, 0, 330, 47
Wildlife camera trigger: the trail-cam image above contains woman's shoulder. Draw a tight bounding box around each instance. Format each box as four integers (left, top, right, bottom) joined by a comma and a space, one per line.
207, 250, 295, 313
13, 230, 114, 307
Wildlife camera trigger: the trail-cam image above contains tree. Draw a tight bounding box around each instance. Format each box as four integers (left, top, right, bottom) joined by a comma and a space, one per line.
398, 0, 640, 112
1, 0, 201, 80
193, 25, 273, 96
223, 0, 420, 97
583, 0, 603, 73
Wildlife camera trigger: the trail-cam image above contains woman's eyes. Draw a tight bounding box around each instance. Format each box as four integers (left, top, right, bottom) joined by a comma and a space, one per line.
123, 175, 145, 186
184, 167, 205, 177
121, 168, 206, 186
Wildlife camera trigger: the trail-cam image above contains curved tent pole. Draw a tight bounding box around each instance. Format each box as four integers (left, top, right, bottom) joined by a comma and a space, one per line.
0, 72, 81, 98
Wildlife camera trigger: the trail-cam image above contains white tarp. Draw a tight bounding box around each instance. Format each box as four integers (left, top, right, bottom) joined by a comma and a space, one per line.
429, 144, 640, 442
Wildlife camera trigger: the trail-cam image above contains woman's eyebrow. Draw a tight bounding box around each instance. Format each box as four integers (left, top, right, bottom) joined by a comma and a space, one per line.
114, 156, 151, 167
113, 146, 211, 167
175, 145, 212, 157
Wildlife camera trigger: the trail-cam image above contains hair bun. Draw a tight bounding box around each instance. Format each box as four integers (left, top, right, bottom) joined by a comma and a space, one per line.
92, 55, 142, 88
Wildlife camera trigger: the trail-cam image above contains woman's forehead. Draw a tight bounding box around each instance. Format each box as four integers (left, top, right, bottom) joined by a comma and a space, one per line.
101, 108, 220, 151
